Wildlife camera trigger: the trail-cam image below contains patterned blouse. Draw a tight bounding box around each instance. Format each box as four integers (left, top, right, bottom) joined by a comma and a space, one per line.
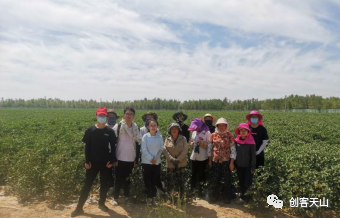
208, 132, 236, 163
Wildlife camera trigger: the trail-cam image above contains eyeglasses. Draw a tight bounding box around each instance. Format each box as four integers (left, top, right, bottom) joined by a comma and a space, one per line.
125, 113, 134, 116
149, 125, 157, 127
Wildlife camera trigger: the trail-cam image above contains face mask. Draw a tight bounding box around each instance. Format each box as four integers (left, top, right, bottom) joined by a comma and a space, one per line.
205, 120, 213, 126
97, 116, 107, 124
176, 118, 183, 126
250, 118, 258, 124
107, 117, 116, 126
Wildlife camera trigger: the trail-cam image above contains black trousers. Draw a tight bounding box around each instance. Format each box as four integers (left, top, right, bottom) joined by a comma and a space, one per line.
142, 164, 160, 198
190, 159, 207, 193
76, 162, 111, 208
256, 152, 264, 169
113, 160, 134, 199
236, 166, 253, 197
166, 167, 185, 199
210, 161, 231, 200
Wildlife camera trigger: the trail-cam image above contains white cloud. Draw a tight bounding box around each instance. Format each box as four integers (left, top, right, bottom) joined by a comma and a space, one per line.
1, 0, 339, 101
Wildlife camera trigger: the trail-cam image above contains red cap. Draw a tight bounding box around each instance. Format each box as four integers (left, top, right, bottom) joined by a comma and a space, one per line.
96, 107, 108, 116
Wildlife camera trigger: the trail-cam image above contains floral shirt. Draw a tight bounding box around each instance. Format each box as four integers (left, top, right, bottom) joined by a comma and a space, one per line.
209, 132, 236, 163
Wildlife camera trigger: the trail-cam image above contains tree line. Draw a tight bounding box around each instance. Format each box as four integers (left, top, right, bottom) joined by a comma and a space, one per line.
1, 94, 340, 110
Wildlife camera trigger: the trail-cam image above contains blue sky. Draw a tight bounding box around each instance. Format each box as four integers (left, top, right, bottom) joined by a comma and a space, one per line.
1, 0, 340, 101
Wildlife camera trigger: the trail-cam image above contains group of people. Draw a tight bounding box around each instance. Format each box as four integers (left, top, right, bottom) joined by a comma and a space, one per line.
71, 107, 269, 217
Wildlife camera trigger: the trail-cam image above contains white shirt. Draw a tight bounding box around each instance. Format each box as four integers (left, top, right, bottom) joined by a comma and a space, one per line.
190, 131, 211, 161
113, 123, 141, 162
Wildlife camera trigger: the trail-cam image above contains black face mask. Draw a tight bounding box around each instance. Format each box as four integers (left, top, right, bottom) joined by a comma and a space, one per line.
205, 120, 213, 126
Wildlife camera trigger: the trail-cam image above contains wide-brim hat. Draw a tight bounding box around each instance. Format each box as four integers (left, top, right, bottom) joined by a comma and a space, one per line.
246, 110, 263, 121
201, 113, 217, 123
172, 111, 188, 121
215, 117, 228, 126
168, 123, 182, 133
142, 111, 158, 122
107, 109, 119, 119
235, 123, 251, 135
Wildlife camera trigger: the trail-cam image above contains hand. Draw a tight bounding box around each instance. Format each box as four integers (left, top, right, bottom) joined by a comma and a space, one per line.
85, 162, 91, 169
106, 161, 113, 168
114, 161, 118, 167
229, 162, 235, 171
171, 159, 180, 167
208, 160, 212, 168
151, 159, 156, 165
256, 151, 260, 155
189, 141, 194, 148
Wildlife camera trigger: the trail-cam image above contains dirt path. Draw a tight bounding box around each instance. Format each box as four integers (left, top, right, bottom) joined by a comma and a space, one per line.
0, 187, 292, 218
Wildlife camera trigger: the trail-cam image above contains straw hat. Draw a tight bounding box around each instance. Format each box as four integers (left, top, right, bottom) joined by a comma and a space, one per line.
201, 113, 217, 123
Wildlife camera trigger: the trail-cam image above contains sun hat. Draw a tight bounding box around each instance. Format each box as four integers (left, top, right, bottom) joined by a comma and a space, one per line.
172, 111, 188, 121
107, 109, 119, 118
215, 117, 228, 126
188, 118, 209, 132
167, 123, 182, 134
96, 107, 108, 116
235, 123, 251, 135
246, 110, 263, 121
142, 111, 158, 122
246, 110, 264, 126
201, 113, 217, 123
235, 123, 255, 145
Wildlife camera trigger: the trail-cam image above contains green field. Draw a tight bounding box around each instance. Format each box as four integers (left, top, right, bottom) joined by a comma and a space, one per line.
0, 108, 339, 217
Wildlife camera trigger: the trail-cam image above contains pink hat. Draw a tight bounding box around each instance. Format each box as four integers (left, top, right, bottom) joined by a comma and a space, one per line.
235, 123, 251, 135
246, 110, 263, 121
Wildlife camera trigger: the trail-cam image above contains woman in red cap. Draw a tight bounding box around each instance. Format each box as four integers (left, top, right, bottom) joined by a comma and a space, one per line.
246, 110, 269, 169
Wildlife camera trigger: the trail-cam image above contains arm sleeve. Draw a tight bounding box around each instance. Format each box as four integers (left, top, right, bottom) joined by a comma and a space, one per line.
109, 129, 117, 163
250, 144, 256, 172
230, 141, 237, 160
141, 135, 154, 161
207, 133, 213, 157
163, 138, 175, 161
154, 137, 164, 161
257, 140, 268, 154
176, 137, 189, 161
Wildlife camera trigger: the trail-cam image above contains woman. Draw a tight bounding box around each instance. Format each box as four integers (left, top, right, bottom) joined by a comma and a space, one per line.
172, 111, 190, 142
234, 123, 256, 203
141, 119, 163, 205
201, 113, 217, 134
188, 118, 211, 197
163, 123, 188, 199
208, 118, 236, 204
140, 111, 160, 137
246, 110, 269, 169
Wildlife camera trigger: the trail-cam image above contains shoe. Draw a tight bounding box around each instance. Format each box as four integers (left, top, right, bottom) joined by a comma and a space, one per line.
71, 208, 84, 217
111, 198, 119, 206
224, 199, 231, 204
125, 197, 132, 204
98, 204, 109, 212
146, 198, 152, 206
152, 198, 158, 206
235, 198, 245, 205
107, 187, 114, 196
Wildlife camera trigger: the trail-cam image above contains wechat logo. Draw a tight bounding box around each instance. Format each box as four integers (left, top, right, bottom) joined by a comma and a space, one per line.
267, 194, 283, 209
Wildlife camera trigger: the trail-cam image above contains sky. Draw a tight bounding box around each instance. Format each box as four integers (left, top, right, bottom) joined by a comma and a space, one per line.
1, 0, 340, 102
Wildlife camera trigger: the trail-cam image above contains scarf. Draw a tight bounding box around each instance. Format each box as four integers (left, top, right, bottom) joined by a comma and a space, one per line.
119, 119, 141, 144
235, 133, 255, 145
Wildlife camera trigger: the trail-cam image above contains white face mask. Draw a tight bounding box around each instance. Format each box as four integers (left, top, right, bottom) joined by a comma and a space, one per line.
97, 116, 107, 124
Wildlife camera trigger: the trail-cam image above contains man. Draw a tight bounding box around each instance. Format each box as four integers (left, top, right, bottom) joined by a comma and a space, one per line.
111, 107, 141, 205
71, 107, 117, 217
106, 109, 119, 198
